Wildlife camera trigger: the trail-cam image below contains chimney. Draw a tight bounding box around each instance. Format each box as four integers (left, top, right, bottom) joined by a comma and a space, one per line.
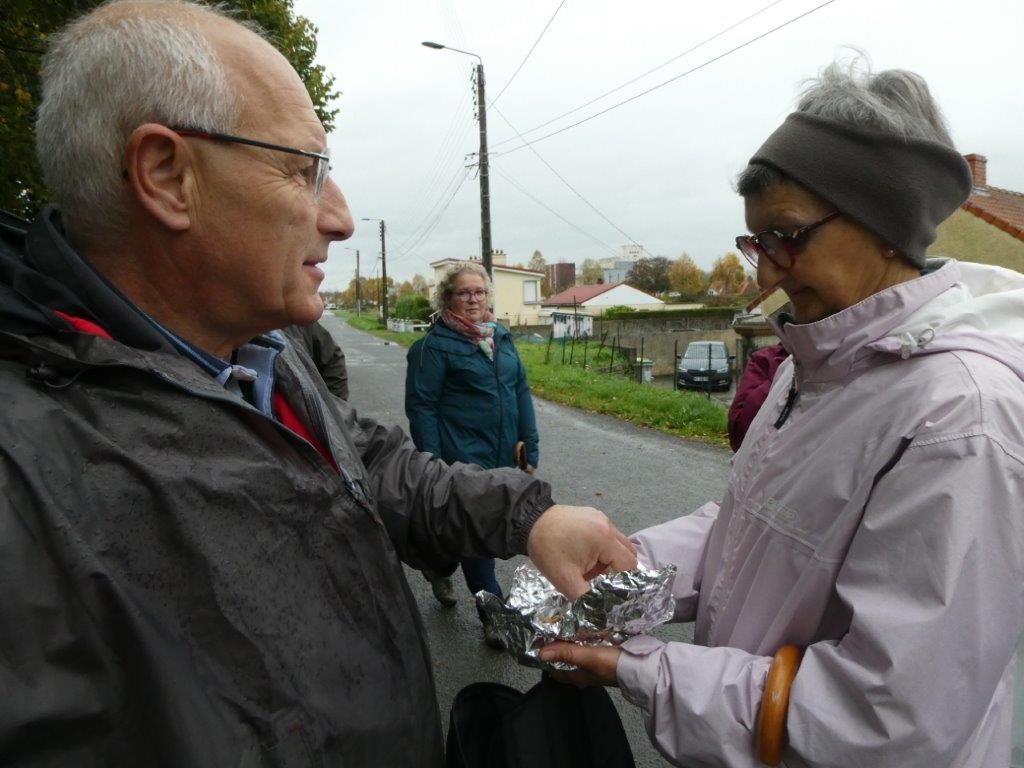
964, 154, 987, 187
491, 249, 507, 266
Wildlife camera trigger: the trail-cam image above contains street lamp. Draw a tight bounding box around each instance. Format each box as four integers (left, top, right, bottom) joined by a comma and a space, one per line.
361, 218, 388, 322
344, 246, 361, 316
422, 40, 492, 278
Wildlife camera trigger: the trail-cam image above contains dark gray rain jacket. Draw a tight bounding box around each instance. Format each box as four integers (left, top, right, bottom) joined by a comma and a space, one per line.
0, 207, 554, 767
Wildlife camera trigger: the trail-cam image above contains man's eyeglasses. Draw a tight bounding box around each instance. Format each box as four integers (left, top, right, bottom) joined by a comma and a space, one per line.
453, 289, 488, 301
168, 126, 332, 203
735, 211, 841, 270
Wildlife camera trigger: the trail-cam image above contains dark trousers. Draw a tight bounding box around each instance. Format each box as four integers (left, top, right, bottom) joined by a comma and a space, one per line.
439, 557, 503, 601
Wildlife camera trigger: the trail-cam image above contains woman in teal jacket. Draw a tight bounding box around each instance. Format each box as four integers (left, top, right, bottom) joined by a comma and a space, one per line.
405, 262, 539, 646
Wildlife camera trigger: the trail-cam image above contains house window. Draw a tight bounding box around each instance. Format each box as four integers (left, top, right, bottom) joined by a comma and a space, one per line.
523, 280, 539, 304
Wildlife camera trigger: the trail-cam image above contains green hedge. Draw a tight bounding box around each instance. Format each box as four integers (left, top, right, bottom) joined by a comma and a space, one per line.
600, 307, 739, 321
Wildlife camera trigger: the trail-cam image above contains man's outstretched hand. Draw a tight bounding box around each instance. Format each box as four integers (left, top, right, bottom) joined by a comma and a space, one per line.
540, 642, 622, 688
527, 504, 637, 600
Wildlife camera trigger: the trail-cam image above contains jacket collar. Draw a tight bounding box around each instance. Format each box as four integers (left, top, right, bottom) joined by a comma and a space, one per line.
770, 260, 960, 383
431, 316, 508, 340
23, 206, 171, 350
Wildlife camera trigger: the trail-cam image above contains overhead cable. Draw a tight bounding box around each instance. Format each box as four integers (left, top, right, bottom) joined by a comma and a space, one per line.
392, 166, 474, 265
491, 162, 620, 259
490, 0, 787, 150
494, 0, 837, 156
491, 102, 649, 256
489, 0, 567, 108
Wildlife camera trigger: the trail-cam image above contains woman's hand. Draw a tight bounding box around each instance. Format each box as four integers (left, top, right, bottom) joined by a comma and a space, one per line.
540, 641, 622, 687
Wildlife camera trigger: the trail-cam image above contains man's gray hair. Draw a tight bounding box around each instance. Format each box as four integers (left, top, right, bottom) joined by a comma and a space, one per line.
433, 261, 493, 310
36, 0, 243, 246
738, 55, 955, 196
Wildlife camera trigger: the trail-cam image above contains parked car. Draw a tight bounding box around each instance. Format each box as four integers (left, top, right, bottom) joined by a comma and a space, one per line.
676, 341, 734, 391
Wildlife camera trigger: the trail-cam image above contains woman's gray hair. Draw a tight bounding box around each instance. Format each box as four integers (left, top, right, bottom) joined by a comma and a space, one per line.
433, 261, 493, 310
36, 0, 245, 246
738, 54, 955, 197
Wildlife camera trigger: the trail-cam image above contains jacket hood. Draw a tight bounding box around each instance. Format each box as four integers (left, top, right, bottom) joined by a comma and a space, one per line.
772, 259, 1024, 383
0, 205, 169, 350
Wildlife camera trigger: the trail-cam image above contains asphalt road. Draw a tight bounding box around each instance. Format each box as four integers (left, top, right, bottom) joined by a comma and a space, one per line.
321, 314, 734, 768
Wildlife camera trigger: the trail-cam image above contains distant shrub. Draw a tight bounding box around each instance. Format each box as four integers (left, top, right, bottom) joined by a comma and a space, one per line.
393, 295, 432, 322
602, 305, 634, 318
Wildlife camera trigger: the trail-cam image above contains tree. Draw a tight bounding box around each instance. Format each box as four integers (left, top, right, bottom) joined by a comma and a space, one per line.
708, 252, 746, 296
341, 275, 392, 309
395, 280, 415, 299
0, 0, 340, 219
410, 274, 430, 296
626, 256, 671, 294
527, 250, 550, 296
668, 252, 707, 298
578, 258, 603, 285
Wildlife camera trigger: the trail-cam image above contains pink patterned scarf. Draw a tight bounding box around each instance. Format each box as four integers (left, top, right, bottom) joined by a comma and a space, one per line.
442, 308, 497, 360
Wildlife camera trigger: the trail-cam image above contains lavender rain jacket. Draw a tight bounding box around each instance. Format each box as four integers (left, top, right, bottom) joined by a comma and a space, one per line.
616, 261, 1024, 767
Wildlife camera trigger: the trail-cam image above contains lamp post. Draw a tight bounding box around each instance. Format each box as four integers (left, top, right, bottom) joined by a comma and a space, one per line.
360, 218, 387, 322
345, 247, 361, 316
422, 41, 492, 278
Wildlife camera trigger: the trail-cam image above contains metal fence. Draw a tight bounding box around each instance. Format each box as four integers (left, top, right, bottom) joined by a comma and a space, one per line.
536, 328, 737, 398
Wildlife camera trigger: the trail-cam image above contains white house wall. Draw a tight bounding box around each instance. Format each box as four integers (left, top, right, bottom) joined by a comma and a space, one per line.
581, 284, 663, 309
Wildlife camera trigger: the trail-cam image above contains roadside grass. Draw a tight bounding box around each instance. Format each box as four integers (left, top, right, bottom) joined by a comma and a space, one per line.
335, 310, 424, 347
516, 342, 729, 447
336, 310, 728, 446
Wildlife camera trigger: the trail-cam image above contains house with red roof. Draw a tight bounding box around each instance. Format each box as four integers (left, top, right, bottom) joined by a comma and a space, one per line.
929, 154, 1024, 272
540, 282, 664, 338
541, 282, 664, 315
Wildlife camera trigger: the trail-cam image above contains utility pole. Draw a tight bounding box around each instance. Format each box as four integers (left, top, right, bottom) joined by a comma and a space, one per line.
361, 218, 388, 322
474, 62, 492, 278
422, 41, 492, 278
345, 247, 361, 316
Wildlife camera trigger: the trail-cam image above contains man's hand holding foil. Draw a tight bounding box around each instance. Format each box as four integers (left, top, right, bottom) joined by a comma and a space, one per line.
526, 504, 637, 600
540, 643, 622, 688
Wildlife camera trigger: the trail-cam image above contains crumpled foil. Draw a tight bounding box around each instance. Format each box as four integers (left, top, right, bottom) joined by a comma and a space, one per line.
476, 561, 677, 671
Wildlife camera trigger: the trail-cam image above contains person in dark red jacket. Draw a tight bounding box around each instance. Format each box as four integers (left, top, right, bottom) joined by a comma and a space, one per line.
727, 343, 790, 451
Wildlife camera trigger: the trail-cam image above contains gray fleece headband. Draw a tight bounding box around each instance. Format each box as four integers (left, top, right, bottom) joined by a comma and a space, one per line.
749, 112, 972, 267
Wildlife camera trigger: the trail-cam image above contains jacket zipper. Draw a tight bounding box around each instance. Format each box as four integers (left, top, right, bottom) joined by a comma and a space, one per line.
493, 335, 503, 467
773, 362, 801, 430
294, 371, 373, 511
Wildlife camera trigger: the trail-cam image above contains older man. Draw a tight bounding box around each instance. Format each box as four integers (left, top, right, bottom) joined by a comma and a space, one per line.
0, 2, 635, 765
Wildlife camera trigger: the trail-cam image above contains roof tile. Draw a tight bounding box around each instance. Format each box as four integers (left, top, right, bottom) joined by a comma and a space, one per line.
963, 185, 1024, 242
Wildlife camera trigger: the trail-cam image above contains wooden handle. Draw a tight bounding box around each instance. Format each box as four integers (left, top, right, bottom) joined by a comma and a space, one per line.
514, 440, 528, 471
756, 644, 803, 765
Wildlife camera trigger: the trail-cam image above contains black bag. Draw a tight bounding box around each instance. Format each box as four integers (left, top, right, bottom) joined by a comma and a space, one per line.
446, 675, 635, 768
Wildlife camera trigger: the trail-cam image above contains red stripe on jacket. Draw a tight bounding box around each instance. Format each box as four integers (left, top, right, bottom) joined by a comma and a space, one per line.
52, 310, 336, 468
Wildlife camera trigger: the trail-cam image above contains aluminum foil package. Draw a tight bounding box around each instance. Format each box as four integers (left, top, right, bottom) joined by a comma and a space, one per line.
476, 561, 677, 671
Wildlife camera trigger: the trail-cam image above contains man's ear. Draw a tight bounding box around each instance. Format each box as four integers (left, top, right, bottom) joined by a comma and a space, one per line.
123, 124, 194, 232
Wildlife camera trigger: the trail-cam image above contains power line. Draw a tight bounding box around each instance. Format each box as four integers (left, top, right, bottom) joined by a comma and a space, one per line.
491, 102, 649, 256
494, 0, 838, 156
392, 166, 474, 265
393, 163, 469, 258
436, 0, 467, 48
490, 0, 567, 108
490, 0, 787, 150
491, 162, 620, 259
391, 81, 476, 256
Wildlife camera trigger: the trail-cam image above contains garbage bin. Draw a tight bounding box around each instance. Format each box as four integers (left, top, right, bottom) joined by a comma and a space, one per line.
635, 358, 654, 384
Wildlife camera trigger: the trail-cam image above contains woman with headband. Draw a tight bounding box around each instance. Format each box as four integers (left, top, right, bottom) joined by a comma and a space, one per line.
540, 59, 1024, 767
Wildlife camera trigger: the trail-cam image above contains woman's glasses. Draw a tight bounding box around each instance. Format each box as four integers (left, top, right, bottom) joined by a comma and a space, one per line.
453, 289, 488, 301
735, 211, 841, 270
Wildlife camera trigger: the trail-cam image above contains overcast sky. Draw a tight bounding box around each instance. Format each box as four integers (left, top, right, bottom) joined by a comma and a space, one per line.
291, 0, 1024, 291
